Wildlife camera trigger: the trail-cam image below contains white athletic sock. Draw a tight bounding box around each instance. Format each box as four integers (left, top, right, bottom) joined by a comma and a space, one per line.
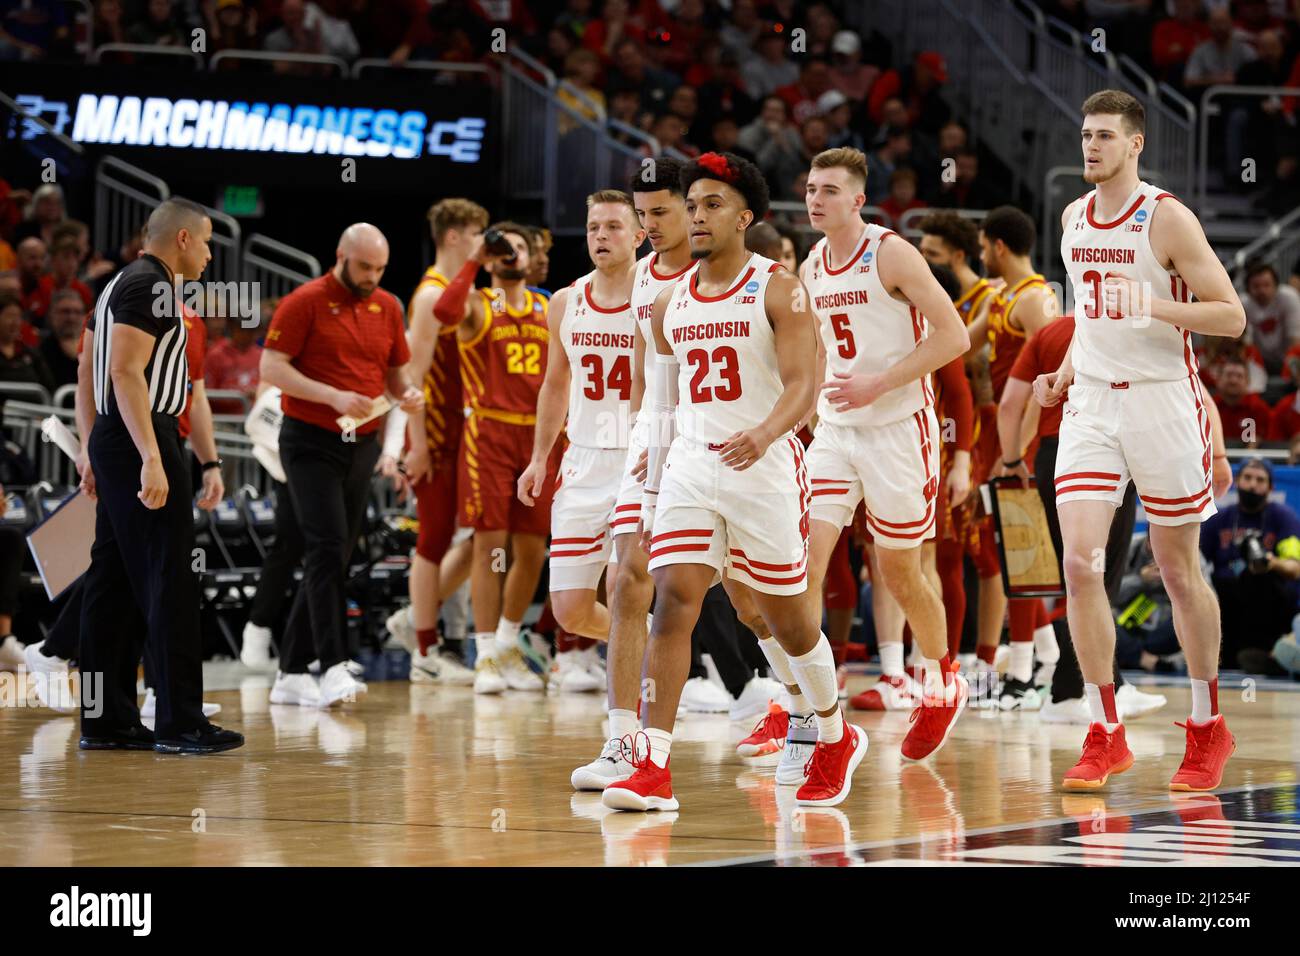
921, 657, 954, 702
1009, 641, 1034, 683
608, 708, 638, 743
880, 641, 905, 677
1190, 679, 1212, 724
494, 617, 521, 654
474, 632, 497, 661
1033, 623, 1060, 664
644, 727, 672, 769
788, 636, 842, 743
758, 637, 810, 715
1085, 683, 1120, 731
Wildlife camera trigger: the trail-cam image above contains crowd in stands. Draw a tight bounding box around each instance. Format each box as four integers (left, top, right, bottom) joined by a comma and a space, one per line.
0, 181, 266, 411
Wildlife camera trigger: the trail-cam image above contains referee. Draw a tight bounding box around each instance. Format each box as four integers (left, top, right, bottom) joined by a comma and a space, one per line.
261, 223, 422, 708
78, 198, 243, 754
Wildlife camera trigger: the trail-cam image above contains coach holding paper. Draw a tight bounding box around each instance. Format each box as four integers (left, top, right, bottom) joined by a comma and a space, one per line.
79, 197, 244, 755
261, 223, 422, 708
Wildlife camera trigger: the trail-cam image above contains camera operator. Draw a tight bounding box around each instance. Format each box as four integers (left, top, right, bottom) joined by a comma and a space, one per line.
1199, 457, 1300, 668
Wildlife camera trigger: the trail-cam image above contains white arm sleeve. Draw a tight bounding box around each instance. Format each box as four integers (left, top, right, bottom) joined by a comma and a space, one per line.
382, 408, 408, 459
643, 348, 679, 526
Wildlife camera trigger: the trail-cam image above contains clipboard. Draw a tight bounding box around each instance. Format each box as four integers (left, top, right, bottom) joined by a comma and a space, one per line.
336, 395, 392, 432
984, 476, 1065, 599
26, 489, 96, 600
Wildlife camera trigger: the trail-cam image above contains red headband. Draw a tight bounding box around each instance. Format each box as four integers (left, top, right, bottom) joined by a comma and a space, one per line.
697, 152, 737, 183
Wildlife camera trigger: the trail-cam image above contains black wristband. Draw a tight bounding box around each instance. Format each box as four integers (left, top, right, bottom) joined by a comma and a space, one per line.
202, 459, 223, 472
1002, 458, 1022, 469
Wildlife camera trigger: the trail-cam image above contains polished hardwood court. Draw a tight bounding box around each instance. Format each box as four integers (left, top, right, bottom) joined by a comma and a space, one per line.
2, 668, 1298, 866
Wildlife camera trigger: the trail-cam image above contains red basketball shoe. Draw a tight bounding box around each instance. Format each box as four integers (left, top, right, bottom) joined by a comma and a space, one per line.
900, 672, 968, 761
1061, 722, 1134, 791
849, 672, 921, 711
601, 733, 679, 812
1170, 715, 1236, 792
795, 723, 868, 807
736, 702, 789, 757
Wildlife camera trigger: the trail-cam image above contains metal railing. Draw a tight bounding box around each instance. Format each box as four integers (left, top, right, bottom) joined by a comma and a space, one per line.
209, 49, 349, 76
351, 59, 492, 82
1198, 85, 1300, 213
243, 233, 322, 303
501, 50, 556, 206
90, 43, 203, 69
1229, 205, 1300, 283
93, 156, 169, 264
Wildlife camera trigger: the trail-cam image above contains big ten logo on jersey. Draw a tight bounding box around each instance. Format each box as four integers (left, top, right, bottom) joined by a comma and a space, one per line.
735, 278, 760, 306
1127, 208, 1147, 233
857, 249, 874, 274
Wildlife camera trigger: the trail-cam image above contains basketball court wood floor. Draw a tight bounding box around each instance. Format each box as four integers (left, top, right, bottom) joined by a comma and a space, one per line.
3, 669, 1299, 866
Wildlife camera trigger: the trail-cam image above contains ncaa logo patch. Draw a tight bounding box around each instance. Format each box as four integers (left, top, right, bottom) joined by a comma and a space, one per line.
1134, 209, 1148, 223
861, 251, 873, 263
744, 280, 760, 293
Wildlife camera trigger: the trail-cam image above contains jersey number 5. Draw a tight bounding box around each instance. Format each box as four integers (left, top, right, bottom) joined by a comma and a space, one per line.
580, 353, 632, 400
1082, 270, 1123, 321
686, 346, 741, 403
506, 342, 542, 374
830, 312, 856, 359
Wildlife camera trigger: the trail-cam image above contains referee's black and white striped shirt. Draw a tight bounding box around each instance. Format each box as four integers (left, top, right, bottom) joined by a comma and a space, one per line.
89, 253, 190, 419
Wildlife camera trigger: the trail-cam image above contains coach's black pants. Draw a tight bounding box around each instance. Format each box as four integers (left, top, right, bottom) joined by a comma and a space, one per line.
248, 479, 306, 631
689, 584, 767, 697
79, 413, 205, 738
278, 418, 378, 674
1035, 436, 1134, 701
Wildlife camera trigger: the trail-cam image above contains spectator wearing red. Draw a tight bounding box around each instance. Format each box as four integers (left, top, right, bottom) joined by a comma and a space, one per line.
1198, 335, 1268, 394
1270, 390, 1300, 445
1213, 356, 1273, 445
582, 0, 645, 64
1151, 0, 1211, 83
828, 29, 879, 103
27, 237, 92, 324
879, 167, 926, 227
867, 50, 952, 135
775, 58, 834, 127
206, 318, 264, 411
0, 292, 54, 398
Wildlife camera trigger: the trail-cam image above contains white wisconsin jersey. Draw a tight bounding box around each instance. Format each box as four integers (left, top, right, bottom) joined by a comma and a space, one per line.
561, 271, 636, 449
1062, 180, 1195, 384
662, 253, 786, 444
632, 251, 696, 389
806, 224, 932, 427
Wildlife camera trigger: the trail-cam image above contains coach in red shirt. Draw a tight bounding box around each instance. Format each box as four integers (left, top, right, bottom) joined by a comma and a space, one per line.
261, 223, 422, 707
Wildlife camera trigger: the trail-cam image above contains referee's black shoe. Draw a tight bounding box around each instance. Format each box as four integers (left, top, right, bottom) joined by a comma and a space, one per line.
154, 723, 245, 755
79, 724, 156, 751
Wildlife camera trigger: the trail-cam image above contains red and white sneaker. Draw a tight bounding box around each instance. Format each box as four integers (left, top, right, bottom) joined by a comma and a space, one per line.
1170, 714, 1236, 792
1061, 722, 1135, 791
736, 702, 789, 757
601, 733, 680, 812
849, 672, 921, 711
900, 672, 968, 761
795, 723, 868, 807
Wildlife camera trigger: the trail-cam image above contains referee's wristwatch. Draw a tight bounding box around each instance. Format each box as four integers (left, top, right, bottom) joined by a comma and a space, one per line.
202, 458, 224, 472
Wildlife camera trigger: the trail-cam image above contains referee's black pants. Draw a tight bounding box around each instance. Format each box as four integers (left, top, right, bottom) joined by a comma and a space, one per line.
79, 413, 205, 738
1034, 436, 1135, 701
278, 418, 379, 674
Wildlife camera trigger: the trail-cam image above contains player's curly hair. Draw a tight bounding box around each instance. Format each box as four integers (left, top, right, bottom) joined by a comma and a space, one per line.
918, 211, 981, 267
679, 151, 770, 222
629, 155, 686, 196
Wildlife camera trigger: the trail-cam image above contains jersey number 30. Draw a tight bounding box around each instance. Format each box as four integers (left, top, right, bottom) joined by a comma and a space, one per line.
686, 346, 741, 403
506, 342, 542, 374
580, 353, 631, 400
1082, 270, 1123, 321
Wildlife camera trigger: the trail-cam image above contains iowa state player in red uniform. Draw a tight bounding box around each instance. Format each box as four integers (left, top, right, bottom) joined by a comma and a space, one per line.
433, 222, 556, 695
1037, 90, 1245, 791
393, 198, 487, 686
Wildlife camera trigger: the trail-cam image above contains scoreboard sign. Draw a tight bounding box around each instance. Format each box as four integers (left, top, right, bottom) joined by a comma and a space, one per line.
1, 62, 493, 191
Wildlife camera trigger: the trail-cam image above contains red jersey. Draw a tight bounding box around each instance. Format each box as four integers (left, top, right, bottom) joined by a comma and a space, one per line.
1272, 393, 1300, 442
987, 273, 1048, 400
1009, 313, 1075, 439
265, 272, 410, 434
458, 287, 549, 420
1214, 393, 1274, 445
412, 266, 464, 453
178, 309, 208, 440
27, 274, 93, 321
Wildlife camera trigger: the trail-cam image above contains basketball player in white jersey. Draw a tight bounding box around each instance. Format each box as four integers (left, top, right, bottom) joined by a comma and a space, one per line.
569, 159, 696, 790
798, 147, 971, 761
1036, 90, 1245, 791
603, 151, 862, 813
519, 191, 644, 692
